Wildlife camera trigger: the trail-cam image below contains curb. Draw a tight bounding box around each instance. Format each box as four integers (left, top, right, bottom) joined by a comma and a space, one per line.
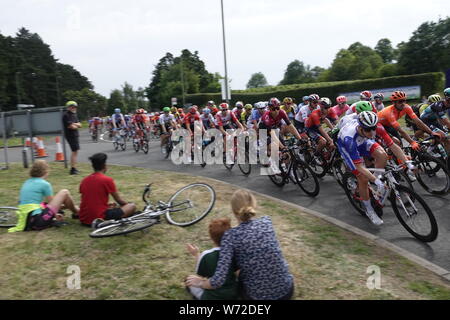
107, 163, 450, 282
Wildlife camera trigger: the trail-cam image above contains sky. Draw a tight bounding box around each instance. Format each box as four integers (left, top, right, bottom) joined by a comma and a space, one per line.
1, 0, 449, 97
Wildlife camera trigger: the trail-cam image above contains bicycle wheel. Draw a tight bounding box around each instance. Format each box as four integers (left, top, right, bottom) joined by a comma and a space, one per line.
342, 172, 365, 215
133, 140, 140, 152
293, 159, 320, 197
332, 157, 347, 187
415, 155, 450, 195
0, 207, 18, 228
120, 139, 126, 151
237, 151, 251, 176
304, 152, 327, 178
142, 141, 149, 154
165, 183, 216, 227
390, 184, 438, 242
89, 218, 157, 238
113, 141, 119, 150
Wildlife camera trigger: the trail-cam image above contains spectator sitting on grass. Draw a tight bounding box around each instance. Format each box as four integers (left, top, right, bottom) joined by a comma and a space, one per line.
185, 189, 294, 300
185, 218, 239, 300
8, 160, 79, 232
79, 152, 136, 227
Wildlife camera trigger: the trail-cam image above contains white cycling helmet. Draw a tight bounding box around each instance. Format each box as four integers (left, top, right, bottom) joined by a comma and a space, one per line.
358, 111, 378, 129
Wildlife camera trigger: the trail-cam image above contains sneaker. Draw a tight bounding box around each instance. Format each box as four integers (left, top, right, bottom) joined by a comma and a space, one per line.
70, 168, 80, 175
365, 208, 384, 226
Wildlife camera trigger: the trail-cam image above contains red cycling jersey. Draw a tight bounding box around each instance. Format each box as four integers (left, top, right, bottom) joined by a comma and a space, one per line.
305, 109, 327, 128
375, 123, 394, 147
215, 110, 239, 127
184, 112, 201, 125
260, 110, 291, 129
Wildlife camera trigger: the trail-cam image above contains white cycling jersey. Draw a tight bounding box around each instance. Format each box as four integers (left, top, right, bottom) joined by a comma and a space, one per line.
295, 105, 314, 122
159, 113, 176, 125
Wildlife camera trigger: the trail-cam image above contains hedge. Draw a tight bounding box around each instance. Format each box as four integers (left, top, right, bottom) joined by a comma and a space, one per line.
181, 72, 445, 106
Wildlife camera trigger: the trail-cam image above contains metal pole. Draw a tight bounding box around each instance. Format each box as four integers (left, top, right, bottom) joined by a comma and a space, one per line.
60, 108, 68, 168
1, 112, 8, 169
27, 109, 35, 163
220, 0, 230, 103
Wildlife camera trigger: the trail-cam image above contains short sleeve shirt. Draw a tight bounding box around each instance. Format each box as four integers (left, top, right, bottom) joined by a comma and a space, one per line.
79, 172, 117, 225
19, 178, 53, 216
378, 105, 417, 129
62, 111, 80, 138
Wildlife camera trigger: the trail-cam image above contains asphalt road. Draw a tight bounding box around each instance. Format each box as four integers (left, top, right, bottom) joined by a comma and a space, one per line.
3, 131, 450, 271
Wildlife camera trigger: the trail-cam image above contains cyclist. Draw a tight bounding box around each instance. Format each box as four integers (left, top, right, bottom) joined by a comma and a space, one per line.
111, 108, 126, 142
281, 97, 296, 122
206, 100, 216, 109
159, 107, 178, 148
294, 94, 319, 133
176, 108, 186, 128
336, 101, 414, 171
295, 96, 310, 114
232, 101, 245, 120
406, 94, 441, 139
240, 104, 253, 128
346, 91, 377, 115
185, 106, 204, 136
331, 96, 350, 118
305, 97, 336, 157
377, 91, 438, 149
420, 88, 450, 150
373, 93, 385, 111
216, 103, 244, 136
247, 102, 266, 130
200, 108, 216, 130
337, 111, 388, 226
132, 109, 149, 142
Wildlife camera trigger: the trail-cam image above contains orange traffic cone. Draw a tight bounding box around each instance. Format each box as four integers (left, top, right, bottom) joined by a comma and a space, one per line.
36, 137, 48, 158
55, 137, 65, 162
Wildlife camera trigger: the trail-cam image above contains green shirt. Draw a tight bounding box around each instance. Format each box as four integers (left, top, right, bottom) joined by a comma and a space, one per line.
197, 247, 239, 300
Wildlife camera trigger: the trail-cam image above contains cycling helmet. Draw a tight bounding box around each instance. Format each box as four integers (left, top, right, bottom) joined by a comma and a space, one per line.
256, 102, 266, 109
189, 106, 198, 114
283, 97, 293, 104
207, 100, 215, 106
358, 111, 378, 129
170, 106, 178, 113
203, 108, 211, 114
177, 108, 184, 113
308, 94, 320, 102
390, 91, 407, 101
219, 103, 229, 110
135, 109, 141, 114
268, 97, 281, 107
319, 97, 332, 108
211, 107, 219, 113
355, 101, 373, 113
302, 96, 310, 102
114, 108, 121, 113
360, 90, 373, 101
336, 96, 347, 104
66, 100, 78, 107
235, 101, 244, 108
244, 104, 252, 110
162, 107, 170, 112
428, 94, 441, 104
374, 93, 384, 100
154, 112, 160, 116
444, 88, 450, 98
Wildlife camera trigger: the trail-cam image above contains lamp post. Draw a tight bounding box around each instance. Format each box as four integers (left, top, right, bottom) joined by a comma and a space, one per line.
220, 0, 230, 103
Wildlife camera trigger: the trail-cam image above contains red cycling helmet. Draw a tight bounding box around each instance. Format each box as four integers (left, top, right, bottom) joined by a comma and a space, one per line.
268, 97, 281, 107
211, 107, 219, 113
390, 91, 407, 101
336, 96, 347, 104
360, 91, 373, 100
189, 106, 198, 114
219, 103, 229, 110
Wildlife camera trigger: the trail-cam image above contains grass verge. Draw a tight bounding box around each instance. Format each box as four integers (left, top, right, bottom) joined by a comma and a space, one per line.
1, 162, 449, 300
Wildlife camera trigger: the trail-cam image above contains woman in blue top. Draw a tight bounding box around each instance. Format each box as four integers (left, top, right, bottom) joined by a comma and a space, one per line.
14, 160, 79, 231
186, 189, 294, 300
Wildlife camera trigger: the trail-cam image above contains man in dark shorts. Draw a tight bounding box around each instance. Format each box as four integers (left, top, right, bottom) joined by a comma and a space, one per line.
62, 101, 82, 175
78, 153, 137, 227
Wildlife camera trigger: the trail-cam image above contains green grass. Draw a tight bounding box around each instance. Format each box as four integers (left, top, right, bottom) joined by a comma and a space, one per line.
1, 163, 450, 300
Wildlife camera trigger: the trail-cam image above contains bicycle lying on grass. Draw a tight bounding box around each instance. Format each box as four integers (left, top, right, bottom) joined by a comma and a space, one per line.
89, 182, 216, 238
0, 207, 18, 228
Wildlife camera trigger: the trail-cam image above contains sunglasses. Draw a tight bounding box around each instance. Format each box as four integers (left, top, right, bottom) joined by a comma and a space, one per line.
395, 100, 406, 103
363, 126, 377, 132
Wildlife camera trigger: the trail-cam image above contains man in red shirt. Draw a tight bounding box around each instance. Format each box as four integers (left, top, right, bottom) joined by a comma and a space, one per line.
79, 153, 137, 226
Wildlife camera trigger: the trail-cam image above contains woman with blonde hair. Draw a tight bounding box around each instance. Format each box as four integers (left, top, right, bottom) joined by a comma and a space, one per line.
186, 189, 294, 300
9, 160, 79, 232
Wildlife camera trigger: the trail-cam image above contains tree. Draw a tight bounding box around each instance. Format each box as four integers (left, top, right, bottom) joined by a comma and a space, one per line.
397, 17, 450, 75
63, 88, 107, 119
108, 89, 125, 115
279, 60, 324, 85
375, 38, 396, 63
246, 72, 268, 88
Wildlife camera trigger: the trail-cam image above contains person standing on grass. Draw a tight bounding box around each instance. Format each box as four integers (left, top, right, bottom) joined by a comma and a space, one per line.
185, 189, 294, 300
78, 153, 137, 227
8, 160, 79, 232
62, 101, 82, 175
185, 218, 239, 300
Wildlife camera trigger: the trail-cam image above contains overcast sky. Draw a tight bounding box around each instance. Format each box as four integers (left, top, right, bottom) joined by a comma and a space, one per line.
1, 0, 449, 97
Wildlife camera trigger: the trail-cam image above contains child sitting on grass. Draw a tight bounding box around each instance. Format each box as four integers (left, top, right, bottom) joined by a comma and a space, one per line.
185, 218, 239, 300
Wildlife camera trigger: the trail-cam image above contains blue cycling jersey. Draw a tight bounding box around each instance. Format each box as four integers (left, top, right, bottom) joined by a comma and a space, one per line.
420, 100, 450, 121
